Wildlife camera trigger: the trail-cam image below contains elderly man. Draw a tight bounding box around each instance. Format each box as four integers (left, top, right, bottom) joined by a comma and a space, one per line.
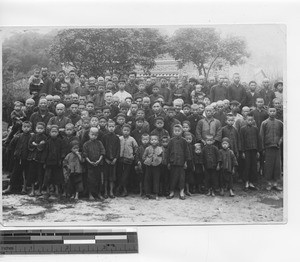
47, 103, 71, 136
228, 73, 247, 106
258, 78, 276, 107
30, 98, 55, 131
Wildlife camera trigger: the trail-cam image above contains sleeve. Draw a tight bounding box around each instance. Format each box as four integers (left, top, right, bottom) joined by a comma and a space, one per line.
142, 147, 148, 162
257, 126, 262, 152
259, 122, 265, 150
214, 120, 222, 142
241, 87, 247, 107
28, 134, 36, 152
216, 147, 222, 163
235, 128, 241, 152
40, 140, 49, 163
240, 128, 245, 152
195, 120, 203, 142
184, 140, 192, 161
99, 141, 106, 156
210, 86, 215, 102
82, 142, 88, 159
63, 154, 70, 168
47, 117, 54, 130
231, 151, 238, 166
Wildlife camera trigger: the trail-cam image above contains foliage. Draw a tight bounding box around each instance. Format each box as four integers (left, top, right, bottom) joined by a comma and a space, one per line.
49, 28, 168, 77
168, 28, 250, 77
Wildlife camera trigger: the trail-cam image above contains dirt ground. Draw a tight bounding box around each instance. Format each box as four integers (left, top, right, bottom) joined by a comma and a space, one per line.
2, 182, 284, 225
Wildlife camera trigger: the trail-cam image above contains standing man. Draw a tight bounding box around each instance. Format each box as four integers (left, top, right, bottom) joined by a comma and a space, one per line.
258, 78, 276, 107
125, 72, 139, 95
210, 74, 229, 102
53, 71, 69, 96
67, 70, 80, 94
40, 67, 54, 95
228, 73, 247, 107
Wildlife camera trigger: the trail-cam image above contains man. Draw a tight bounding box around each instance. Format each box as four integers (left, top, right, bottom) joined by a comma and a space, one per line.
53, 71, 69, 96
104, 90, 119, 118
75, 74, 89, 96
210, 74, 229, 102
228, 73, 247, 107
47, 103, 72, 136
40, 67, 54, 95
159, 78, 171, 105
67, 70, 80, 94
258, 78, 276, 107
245, 81, 260, 109
198, 75, 209, 96
125, 72, 138, 95
29, 98, 55, 131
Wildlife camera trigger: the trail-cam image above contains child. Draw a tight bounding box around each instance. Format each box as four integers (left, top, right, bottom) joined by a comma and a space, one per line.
164, 106, 181, 136
202, 135, 221, 197
219, 137, 238, 197
86, 101, 95, 116
27, 122, 47, 196
221, 114, 240, 158
136, 109, 150, 133
166, 124, 191, 200
252, 97, 269, 130
240, 113, 261, 190
82, 127, 106, 200
75, 110, 89, 133
149, 86, 164, 105
173, 99, 187, 123
184, 132, 195, 196
182, 120, 196, 143
114, 78, 132, 103
150, 117, 169, 144
117, 124, 138, 197
133, 82, 148, 100
143, 134, 163, 200
68, 103, 81, 125
136, 133, 150, 196
260, 108, 283, 191
7, 101, 26, 141
160, 136, 170, 196
63, 123, 79, 156
114, 113, 126, 136
131, 116, 146, 146
193, 143, 205, 193
182, 104, 191, 117
98, 115, 108, 135
86, 84, 98, 104
102, 105, 111, 120
42, 125, 64, 197
2, 121, 32, 195
63, 141, 84, 199
102, 120, 120, 198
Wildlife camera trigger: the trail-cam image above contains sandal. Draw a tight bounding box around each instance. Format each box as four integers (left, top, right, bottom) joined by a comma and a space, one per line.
179, 195, 186, 200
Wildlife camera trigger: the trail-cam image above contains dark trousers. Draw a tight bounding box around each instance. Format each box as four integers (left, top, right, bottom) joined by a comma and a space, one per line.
44, 165, 63, 187
87, 166, 101, 195
244, 150, 258, 183
194, 164, 205, 188
205, 168, 218, 190
220, 170, 233, 190
264, 147, 281, 181
169, 165, 185, 191
117, 161, 132, 188
10, 158, 29, 190
67, 173, 83, 194
27, 161, 44, 186
160, 164, 170, 194
144, 165, 161, 195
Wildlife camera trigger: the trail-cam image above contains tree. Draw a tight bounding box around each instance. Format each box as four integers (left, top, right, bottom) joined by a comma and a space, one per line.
49, 28, 168, 77
168, 28, 250, 77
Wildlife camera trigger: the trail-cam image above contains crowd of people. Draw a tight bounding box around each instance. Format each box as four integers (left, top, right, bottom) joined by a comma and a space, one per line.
2, 67, 284, 201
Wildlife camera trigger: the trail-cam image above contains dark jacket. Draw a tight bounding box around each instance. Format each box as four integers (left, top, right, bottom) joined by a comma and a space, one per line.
166, 136, 191, 166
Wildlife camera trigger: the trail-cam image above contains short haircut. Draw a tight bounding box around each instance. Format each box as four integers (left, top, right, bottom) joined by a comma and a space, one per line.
22, 121, 32, 127
182, 120, 191, 127
82, 117, 91, 123
190, 104, 199, 110
122, 123, 131, 130
90, 127, 99, 134
50, 125, 59, 131
184, 131, 193, 138
36, 122, 46, 128
173, 124, 183, 130
102, 105, 111, 111
142, 133, 150, 138
256, 97, 264, 102
249, 80, 257, 85
206, 135, 214, 140
183, 104, 191, 109
150, 134, 159, 140
107, 119, 116, 126
65, 123, 75, 129
86, 101, 94, 105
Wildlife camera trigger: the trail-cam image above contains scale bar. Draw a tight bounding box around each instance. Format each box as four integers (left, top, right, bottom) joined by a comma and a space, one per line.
64, 240, 96, 244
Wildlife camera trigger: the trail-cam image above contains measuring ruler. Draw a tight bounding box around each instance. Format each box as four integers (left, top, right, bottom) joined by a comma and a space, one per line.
0, 228, 138, 254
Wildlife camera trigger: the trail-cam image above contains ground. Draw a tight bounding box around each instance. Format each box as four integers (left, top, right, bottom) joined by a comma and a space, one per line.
2, 182, 284, 225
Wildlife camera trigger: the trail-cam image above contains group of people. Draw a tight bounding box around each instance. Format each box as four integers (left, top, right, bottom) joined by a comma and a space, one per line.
2, 67, 284, 201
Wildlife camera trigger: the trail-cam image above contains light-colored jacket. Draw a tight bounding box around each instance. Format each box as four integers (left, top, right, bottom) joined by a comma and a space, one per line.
142, 145, 163, 166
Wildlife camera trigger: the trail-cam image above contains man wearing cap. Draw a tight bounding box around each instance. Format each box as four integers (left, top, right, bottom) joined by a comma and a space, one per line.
114, 78, 132, 103
40, 67, 54, 95
228, 73, 247, 107
274, 80, 283, 104
258, 78, 276, 107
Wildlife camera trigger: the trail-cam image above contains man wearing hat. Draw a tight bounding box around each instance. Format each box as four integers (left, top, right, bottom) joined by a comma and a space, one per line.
228, 73, 247, 107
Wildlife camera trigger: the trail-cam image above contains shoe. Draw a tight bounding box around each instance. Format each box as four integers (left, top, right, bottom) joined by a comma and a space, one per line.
185, 192, 192, 197
109, 194, 115, 199
211, 191, 215, 197
103, 194, 108, 199
166, 194, 174, 199
266, 186, 272, 191
249, 183, 257, 190
179, 195, 186, 200
229, 189, 235, 197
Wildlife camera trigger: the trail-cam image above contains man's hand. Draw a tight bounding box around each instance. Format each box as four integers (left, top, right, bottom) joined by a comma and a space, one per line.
32, 142, 38, 146
256, 152, 260, 159
216, 164, 220, 171
167, 163, 171, 170
242, 153, 245, 159
39, 140, 45, 145
111, 158, 117, 165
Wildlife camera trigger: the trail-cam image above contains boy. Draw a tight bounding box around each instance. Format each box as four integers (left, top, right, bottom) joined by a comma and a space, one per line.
98, 115, 108, 135
230, 100, 243, 124
136, 133, 150, 196
27, 122, 47, 196
131, 116, 146, 145
82, 127, 106, 200
149, 86, 164, 105
173, 99, 187, 123
133, 82, 148, 100
219, 137, 238, 197
182, 104, 191, 118
86, 84, 98, 104
86, 101, 95, 116
147, 101, 166, 131
143, 134, 163, 199
102, 120, 120, 198
75, 109, 89, 132
202, 135, 221, 197
160, 136, 170, 196
62, 123, 79, 156
9, 101, 26, 140
114, 78, 132, 103
240, 113, 261, 190
184, 132, 195, 196
102, 105, 111, 120
117, 124, 138, 197
42, 125, 64, 197
193, 143, 205, 193
164, 106, 181, 136
114, 113, 127, 136
166, 124, 191, 200
150, 117, 169, 144
260, 108, 283, 191
2, 121, 32, 195
63, 141, 84, 200
67, 102, 81, 125
252, 97, 269, 130
245, 81, 260, 109
221, 114, 240, 158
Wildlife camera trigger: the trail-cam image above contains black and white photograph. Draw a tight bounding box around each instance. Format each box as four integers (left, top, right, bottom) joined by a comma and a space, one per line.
1, 25, 285, 225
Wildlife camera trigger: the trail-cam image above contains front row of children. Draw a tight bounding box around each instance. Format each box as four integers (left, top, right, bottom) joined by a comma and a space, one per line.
3, 116, 242, 201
